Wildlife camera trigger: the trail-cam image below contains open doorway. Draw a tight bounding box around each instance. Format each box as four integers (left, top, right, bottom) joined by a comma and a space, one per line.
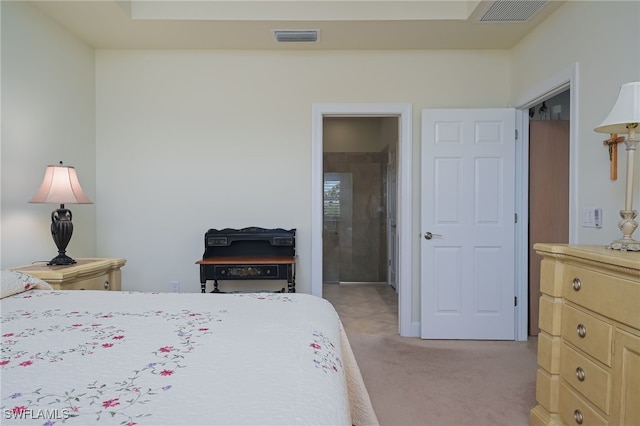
322, 117, 398, 287
528, 90, 571, 336
311, 103, 413, 337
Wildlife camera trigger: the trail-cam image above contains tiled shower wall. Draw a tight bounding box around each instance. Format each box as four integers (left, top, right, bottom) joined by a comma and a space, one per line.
323, 151, 387, 282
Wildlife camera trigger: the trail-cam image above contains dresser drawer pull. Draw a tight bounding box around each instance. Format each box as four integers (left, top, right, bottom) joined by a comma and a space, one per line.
573, 409, 584, 424
572, 277, 582, 291
104, 280, 110, 290
577, 323, 587, 338
575, 366, 586, 381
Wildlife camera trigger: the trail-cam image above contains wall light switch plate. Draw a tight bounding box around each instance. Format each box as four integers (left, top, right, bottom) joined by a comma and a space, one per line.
582, 208, 602, 228
170, 280, 181, 293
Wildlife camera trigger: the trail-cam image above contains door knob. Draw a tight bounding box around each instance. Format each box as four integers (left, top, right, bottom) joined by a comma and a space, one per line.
424, 232, 442, 240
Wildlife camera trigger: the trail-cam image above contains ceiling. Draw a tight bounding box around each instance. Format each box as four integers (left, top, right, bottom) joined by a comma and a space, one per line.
31, 0, 565, 50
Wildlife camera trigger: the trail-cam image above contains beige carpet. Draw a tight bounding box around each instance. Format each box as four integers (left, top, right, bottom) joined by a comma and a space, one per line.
324, 283, 538, 426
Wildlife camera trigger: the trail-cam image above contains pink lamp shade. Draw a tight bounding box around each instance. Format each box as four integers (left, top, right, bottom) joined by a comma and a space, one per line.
29, 164, 92, 205
29, 162, 92, 265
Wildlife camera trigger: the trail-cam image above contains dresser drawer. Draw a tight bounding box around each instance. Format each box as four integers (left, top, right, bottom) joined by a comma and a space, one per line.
563, 264, 640, 329
560, 343, 611, 413
559, 382, 608, 426
561, 304, 613, 366
62, 273, 112, 290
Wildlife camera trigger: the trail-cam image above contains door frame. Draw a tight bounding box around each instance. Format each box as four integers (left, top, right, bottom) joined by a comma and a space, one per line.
311, 103, 413, 337
514, 63, 579, 341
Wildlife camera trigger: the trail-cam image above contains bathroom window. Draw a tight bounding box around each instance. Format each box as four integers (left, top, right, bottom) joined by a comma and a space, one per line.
323, 178, 341, 218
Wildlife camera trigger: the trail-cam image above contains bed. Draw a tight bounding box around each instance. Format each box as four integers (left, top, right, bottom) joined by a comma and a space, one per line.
0, 271, 378, 426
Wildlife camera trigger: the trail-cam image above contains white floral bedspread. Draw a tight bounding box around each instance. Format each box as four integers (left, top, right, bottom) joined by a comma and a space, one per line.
1, 290, 352, 425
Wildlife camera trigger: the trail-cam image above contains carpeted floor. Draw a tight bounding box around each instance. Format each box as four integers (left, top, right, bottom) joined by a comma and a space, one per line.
323, 283, 538, 426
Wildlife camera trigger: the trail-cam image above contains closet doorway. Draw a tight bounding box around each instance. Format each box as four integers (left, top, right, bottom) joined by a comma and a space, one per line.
528, 90, 571, 335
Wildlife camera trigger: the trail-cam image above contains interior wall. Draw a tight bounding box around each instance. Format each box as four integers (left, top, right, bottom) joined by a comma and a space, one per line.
0, 1, 96, 269
510, 0, 640, 246
95, 49, 511, 295
323, 117, 390, 152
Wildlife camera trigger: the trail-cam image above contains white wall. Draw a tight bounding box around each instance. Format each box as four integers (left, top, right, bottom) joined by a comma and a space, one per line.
1, 1, 96, 268
511, 0, 640, 245
95, 49, 511, 293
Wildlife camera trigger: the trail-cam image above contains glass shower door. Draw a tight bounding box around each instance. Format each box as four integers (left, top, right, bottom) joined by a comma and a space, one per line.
322, 173, 352, 283
323, 152, 387, 283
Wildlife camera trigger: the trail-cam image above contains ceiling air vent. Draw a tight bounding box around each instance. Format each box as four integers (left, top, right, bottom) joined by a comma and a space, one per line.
478, 0, 548, 22
273, 30, 319, 43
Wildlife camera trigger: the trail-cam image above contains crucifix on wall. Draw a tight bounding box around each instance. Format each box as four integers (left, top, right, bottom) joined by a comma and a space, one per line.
603, 133, 625, 180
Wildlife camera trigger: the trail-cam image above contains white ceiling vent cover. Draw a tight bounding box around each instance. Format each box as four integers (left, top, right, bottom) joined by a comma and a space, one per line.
479, 0, 548, 22
273, 30, 319, 43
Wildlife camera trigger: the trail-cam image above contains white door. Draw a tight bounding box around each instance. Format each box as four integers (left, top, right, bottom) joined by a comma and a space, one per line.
420, 108, 515, 340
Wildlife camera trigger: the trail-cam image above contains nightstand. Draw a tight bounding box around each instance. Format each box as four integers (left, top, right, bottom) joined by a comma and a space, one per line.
11, 258, 126, 291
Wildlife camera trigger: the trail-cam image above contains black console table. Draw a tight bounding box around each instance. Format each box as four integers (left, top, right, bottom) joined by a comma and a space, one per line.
196, 227, 296, 293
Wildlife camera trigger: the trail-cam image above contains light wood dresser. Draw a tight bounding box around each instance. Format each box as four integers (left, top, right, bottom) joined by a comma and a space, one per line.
11, 258, 126, 291
530, 244, 639, 426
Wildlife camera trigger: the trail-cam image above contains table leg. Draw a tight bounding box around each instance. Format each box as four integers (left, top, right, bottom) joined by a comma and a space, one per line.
287, 264, 296, 293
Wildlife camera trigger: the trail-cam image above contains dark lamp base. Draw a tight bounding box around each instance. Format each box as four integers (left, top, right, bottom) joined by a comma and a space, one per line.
48, 207, 76, 266
48, 254, 77, 266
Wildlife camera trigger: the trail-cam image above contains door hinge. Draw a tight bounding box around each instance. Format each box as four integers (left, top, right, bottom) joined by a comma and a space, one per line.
515, 129, 519, 140
515, 213, 518, 223
514, 296, 518, 306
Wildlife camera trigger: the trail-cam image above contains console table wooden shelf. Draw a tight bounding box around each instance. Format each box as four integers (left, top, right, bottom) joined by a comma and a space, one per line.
530, 244, 639, 426
11, 258, 126, 291
197, 255, 296, 293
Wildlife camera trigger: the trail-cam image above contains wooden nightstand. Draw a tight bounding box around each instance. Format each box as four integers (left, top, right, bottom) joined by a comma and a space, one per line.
11, 258, 126, 291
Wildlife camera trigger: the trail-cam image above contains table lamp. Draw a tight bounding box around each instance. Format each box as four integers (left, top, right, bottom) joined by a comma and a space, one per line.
29, 161, 93, 265
594, 81, 640, 251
